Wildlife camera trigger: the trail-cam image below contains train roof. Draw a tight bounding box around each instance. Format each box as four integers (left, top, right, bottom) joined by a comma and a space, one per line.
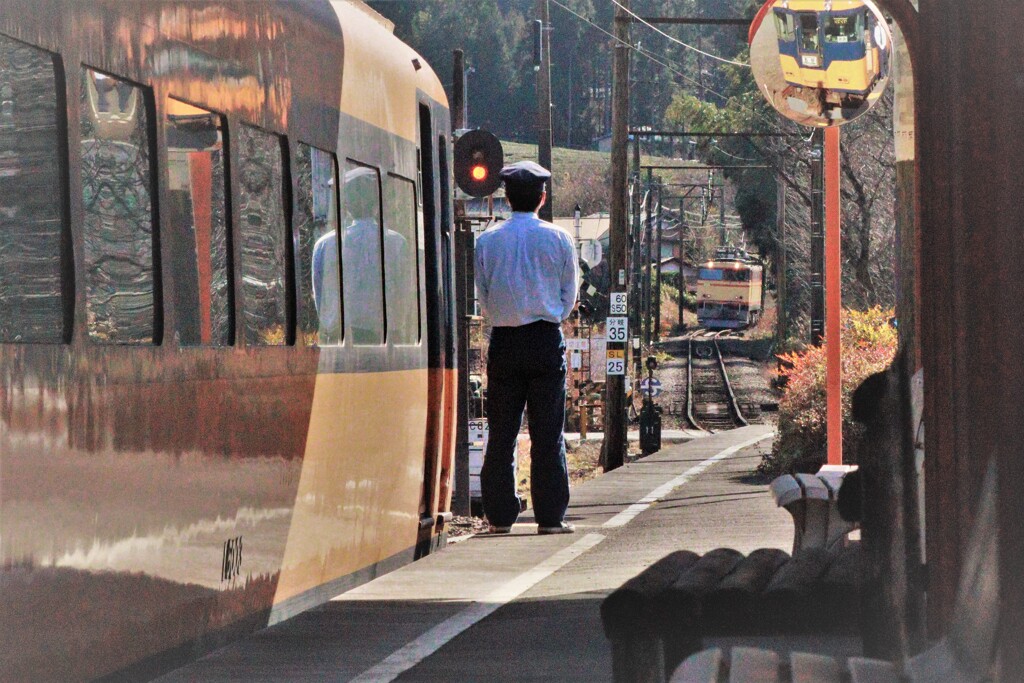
774, 0, 871, 12
0, 1, 447, 144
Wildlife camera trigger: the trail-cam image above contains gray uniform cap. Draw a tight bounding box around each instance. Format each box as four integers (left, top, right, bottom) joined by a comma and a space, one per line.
499, 160, 551, 190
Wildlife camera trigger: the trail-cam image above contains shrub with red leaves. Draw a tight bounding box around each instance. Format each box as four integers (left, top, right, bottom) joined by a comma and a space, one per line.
759, 307, 898, 476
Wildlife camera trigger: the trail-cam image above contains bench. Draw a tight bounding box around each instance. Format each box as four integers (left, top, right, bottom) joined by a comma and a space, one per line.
600, 545, 860, 682
770, 465, 858, 553
670, 459, 999, 682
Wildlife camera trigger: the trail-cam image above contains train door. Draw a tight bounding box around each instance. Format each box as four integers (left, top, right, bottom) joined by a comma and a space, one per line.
417, 103, 445, 546
797, 12, 823, 68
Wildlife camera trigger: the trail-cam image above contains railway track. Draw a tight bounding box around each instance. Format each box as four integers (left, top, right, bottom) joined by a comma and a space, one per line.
686, 330, 748, 432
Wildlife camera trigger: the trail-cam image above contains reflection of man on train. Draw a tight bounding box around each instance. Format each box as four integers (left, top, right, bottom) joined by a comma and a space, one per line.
313, 166, 409, 345
311, 217, 342, 344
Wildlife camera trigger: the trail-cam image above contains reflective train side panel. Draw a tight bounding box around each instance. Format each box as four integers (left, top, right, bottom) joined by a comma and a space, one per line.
0, 1, 456, 680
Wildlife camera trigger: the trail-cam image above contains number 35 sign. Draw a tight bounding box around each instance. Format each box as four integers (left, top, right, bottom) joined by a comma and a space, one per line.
606, 316, 628, 343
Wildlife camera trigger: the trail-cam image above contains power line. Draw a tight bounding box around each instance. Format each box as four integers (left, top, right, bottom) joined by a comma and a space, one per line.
548, 0, 727, 101
610, 0, 750, 67
549, 0, 805, 139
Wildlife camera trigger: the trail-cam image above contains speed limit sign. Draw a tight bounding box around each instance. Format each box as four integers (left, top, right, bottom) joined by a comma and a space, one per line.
606, 316, 628, 343
606, 349, 625, 376
610, 292, 628, 315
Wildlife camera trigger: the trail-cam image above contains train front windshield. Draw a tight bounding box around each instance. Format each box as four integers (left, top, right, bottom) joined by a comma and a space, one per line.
798, 13, 820, 54
699, 268, 750, 283
824, 11, 864, 44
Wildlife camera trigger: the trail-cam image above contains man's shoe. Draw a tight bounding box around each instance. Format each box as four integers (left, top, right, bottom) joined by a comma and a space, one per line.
537, 522, 575, 535
488, 524, 513, 534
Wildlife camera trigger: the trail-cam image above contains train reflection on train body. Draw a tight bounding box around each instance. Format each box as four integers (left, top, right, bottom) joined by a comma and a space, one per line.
0, 1, 457, 681
696, 247, 765, 329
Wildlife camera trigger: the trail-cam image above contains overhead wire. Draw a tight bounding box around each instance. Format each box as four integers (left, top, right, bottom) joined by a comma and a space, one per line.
609, 0, 750, 68
547, 0, 730, 102
549, 0, 810, 142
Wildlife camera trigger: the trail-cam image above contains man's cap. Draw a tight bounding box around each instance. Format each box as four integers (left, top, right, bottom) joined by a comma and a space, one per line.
499, 160, 551, 189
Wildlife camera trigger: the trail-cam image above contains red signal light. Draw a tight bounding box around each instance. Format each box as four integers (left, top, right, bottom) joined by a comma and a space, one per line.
453, 129, 503, 197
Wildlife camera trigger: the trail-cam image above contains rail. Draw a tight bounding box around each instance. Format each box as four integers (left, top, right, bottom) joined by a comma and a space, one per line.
685, 337, 700, 430
685, 330, 746, 432
714, 333, 748, 427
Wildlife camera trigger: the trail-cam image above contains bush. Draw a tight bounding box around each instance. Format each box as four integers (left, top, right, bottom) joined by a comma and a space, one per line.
759, 307, 897, 477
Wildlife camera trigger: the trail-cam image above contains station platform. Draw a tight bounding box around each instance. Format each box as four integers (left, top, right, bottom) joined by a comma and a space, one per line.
158, 425, 851, 682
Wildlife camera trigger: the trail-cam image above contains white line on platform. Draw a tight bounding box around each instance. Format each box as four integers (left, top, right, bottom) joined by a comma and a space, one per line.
348, 533, 605, 683
602, 431, 775, 529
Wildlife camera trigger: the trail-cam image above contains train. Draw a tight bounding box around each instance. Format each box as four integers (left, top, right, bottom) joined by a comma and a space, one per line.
695, 247, 765, 329
772, 0, 889, 123
0, 2, 458, 680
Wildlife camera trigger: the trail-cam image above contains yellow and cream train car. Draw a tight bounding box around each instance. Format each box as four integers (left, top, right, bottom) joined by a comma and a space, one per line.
696, 248, 765, 329
0, 1, 458, 680
772, 0, 889, 122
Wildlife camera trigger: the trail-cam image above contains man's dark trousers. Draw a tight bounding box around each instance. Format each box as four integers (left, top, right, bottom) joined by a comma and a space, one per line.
481, 320, 569, 528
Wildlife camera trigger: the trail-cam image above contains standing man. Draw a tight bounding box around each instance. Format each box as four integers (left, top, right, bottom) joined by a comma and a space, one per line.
475, 161, 579, 534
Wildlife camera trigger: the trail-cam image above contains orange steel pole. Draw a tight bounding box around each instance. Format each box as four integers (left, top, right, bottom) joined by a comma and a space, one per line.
824, 126, 842, 465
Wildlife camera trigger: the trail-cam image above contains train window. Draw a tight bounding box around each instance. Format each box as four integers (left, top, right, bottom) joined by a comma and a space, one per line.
383, 174, 420, 345
773, 11, 796, 43
798, 13, 820, 53
0, 36, 68, 343
341, 161, 384, 345
295, 143, 341, 346
80, 67, 159, 344
699, 268, 723, 281
237, 124, 292, 346
824, 12, 863, 44
165, 98, 232, 346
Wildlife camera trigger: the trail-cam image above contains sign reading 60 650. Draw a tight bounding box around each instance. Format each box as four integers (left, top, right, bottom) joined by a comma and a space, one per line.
606, 317, 628, 343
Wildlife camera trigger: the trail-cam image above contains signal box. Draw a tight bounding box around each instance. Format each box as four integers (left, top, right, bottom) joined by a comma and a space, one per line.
454, 129, 503, 197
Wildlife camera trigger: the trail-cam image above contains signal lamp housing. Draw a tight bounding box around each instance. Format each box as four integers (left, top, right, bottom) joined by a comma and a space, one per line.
454, 129, 503, 197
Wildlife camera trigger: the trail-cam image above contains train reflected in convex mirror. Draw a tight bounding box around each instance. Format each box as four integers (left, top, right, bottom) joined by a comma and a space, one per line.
749, 0, 891, 127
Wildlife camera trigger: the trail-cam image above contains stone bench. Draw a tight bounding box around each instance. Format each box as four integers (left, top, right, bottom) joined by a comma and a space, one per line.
770, 465, 858, 553
671, 460, 999, 683
600, 544, 860, 682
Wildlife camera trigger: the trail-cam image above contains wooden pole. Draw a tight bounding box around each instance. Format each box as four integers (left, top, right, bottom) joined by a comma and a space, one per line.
603, 0, 629, 471
776, 180, 788, 346
809, 130, 825, 345
655, 188, 663, 341
825, 126, 842, 466
451, 52, 469, 515
536, 0, 554, 222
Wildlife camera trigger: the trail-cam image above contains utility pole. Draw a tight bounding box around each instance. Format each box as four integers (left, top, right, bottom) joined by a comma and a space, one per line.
451, 49, 469, 515
643, 174, 654, 349
631, 138, 643, 378
809, 129, 825, 346
678, 197, 686, 331
536, 0, 554, 222
775, 179, 788, 347
717, 175, 727, 245
604, 0, 629, 471
655, 188, 663, 342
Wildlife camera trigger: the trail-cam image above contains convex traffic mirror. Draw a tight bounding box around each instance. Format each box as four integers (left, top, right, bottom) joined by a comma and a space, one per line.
749, 0, 892, 127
